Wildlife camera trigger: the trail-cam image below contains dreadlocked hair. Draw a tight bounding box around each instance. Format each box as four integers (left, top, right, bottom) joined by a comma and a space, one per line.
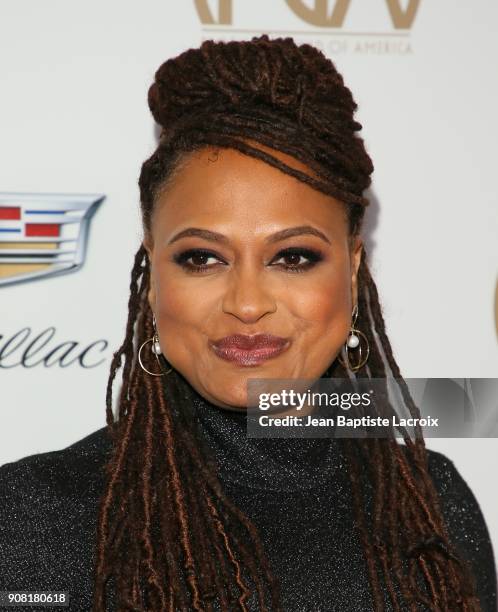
93, 36, 481, 611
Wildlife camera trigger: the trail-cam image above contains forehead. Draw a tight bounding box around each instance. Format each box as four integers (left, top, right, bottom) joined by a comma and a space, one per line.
151, 145, 348, 239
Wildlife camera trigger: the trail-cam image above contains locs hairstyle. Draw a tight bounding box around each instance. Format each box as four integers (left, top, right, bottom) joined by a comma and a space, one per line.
94, 36, 480, 611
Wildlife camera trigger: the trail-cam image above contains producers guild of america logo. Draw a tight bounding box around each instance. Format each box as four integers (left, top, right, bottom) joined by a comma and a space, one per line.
195, 0, 420, 55
0, 193, 104, 287
195, 0, 419, 28
285, 0, 419, 29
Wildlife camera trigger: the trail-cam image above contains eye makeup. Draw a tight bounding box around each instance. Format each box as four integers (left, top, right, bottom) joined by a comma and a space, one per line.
172, 246, 324, 274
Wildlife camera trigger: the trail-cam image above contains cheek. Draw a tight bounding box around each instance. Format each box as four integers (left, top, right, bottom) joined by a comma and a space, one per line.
291, 269, 352, 331
287, 266, 353, 368
152, 272, 212, 356
155, 278, 192, 322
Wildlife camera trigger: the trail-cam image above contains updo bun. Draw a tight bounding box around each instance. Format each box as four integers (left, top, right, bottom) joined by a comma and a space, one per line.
139, 35, 374, 234
148, 36, 358, 133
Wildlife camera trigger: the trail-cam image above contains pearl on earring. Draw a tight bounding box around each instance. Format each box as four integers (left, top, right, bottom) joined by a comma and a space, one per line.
346, 333, 360, 349
152, 339, 162, 355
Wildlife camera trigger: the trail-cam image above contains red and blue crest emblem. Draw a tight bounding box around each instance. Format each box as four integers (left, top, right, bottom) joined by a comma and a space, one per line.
0, 193, 104, 287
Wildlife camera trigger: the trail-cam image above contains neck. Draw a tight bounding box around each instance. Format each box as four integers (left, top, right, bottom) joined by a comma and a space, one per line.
183, 383, 345, 492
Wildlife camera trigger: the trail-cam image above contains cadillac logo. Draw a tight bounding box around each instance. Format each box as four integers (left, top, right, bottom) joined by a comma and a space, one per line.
0, 193, 104, 287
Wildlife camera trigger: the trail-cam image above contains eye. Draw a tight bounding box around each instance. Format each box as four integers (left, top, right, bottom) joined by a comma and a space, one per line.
270, 247, 323, 273
173, 246, 323, 274
173, 248, 226, 272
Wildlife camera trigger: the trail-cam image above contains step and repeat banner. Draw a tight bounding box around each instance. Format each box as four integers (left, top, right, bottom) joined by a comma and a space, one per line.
1, 0, 497, 556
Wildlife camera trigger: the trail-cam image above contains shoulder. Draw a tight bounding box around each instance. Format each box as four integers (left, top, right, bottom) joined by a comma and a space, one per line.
0, 426, 113, 593
404, 444, 497, 612
422, 445, 492, 531
399, 444, 488, 516
0, 426, 112, 500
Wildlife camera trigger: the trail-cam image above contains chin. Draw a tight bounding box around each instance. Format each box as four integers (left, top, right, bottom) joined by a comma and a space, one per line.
201, 377, 256, 410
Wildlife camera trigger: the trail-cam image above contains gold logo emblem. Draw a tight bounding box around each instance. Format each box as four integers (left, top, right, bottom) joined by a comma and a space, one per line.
194, 0, 421, 30
194, 0, 232, 25
285, 0, 420, 29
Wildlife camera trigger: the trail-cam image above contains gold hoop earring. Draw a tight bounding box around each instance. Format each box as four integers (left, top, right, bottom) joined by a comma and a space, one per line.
338, 304, 370, 372
137, 315, 173, 377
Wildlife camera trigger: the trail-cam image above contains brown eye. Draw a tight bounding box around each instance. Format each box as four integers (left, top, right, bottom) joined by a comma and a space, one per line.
282, 253, 303, 266
191, 252, 210, 266
173, 248, 226, 272
270, 247, 323, 273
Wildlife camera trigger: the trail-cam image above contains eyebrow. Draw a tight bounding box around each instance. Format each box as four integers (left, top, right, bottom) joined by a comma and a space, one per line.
167, 225, 331, 246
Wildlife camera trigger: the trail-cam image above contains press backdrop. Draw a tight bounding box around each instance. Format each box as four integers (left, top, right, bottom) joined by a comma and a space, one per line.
1, 0, 497, 564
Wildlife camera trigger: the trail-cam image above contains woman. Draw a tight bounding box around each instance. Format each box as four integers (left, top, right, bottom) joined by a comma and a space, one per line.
0, 36, 496, 612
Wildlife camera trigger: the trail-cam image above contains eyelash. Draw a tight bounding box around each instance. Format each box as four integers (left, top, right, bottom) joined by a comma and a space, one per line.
173, 247, 323, 274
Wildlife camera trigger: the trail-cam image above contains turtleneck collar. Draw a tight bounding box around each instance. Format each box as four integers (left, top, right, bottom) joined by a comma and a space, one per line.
188, 387, 346, 493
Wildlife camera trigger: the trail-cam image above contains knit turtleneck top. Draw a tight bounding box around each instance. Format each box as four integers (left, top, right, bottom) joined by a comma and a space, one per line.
190, 391, 345, 492
0, 390, 496, 611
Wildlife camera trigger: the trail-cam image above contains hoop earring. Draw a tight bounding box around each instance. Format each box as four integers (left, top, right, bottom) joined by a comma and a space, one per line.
137, 315, 173, 377
338, 304, 370, 372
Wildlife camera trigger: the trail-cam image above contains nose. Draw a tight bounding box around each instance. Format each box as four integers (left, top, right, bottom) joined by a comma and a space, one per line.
221, 263, 277, 324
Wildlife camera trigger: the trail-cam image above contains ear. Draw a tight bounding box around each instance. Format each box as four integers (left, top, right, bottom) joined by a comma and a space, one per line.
350, 236, 363, 310
143, 238, 156, 312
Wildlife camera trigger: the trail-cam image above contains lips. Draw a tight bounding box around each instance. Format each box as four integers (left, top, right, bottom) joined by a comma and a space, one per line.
209, 333, 291, 366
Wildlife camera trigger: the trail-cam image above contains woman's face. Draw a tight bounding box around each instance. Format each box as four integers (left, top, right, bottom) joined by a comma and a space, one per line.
145, 146, 363, 410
